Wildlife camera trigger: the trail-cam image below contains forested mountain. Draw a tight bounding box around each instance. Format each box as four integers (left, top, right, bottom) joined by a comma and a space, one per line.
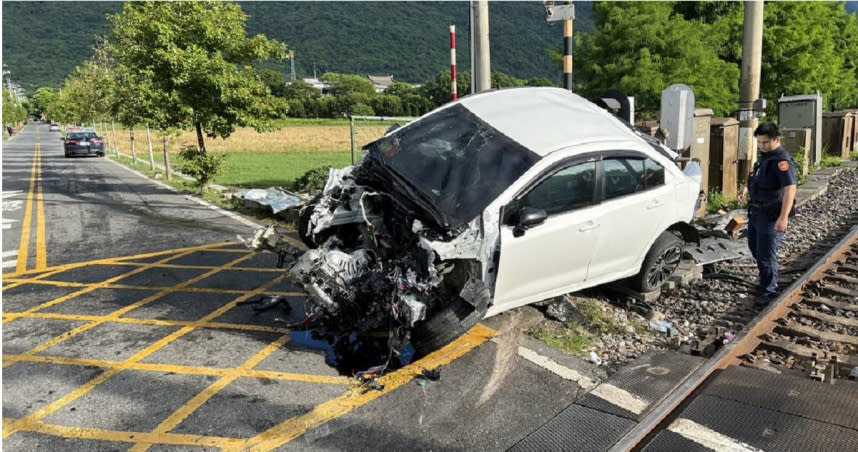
2, 1, 594, 91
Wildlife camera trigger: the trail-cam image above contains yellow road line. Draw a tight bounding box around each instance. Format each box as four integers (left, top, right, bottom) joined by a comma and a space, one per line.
36, 144, 47, 270
15, 144, 39, 273
2, 312, 295, 334
2, 252, 258, 365
1, 278, 301, 298
130, 334, 295, 452
5, 418, 244, 449
2, 248, 205, 325
242, 324, 498, 451
3, 354, 351, 385
3, 241, 240, 282
105, 261, 285, 273
3, 263, 281, 438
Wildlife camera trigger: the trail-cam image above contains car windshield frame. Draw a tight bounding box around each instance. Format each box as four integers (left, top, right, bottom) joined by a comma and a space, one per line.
365, 104, 540, 230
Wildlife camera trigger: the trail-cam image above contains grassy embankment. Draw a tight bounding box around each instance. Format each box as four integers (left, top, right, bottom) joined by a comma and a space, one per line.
106, 118, 389, 189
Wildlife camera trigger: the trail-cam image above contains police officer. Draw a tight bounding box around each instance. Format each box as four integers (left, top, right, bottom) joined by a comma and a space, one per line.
738, 123, 797, 306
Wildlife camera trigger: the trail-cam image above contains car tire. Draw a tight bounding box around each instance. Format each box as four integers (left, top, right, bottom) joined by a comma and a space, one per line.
64, 153, 71, 158
297, 193, 324, 248
410, 269, 490, 356
632, 231, 684, 292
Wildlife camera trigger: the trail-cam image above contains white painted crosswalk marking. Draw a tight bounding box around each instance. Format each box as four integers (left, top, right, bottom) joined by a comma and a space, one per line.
2, 250, 19, 268
668, 418, 764, 451
2, 218, 18, 229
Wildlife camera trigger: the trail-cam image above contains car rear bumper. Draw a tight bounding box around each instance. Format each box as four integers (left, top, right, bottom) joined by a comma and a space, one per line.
65, 146, 104, 156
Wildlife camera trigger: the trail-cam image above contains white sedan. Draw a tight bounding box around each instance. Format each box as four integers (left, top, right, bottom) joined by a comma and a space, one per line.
293, 87, 702, 353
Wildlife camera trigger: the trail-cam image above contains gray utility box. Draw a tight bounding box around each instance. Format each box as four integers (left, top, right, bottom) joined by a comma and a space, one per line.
692, 108, 713, 217
822, 111, 854, 158
661, 84, 695, 152
778, 93, 823, 167
781, 128, 811, 177
709, 118, 739, 199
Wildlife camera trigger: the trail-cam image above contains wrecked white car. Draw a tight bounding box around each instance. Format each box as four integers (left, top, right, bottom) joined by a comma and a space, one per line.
291, 87, 702, 354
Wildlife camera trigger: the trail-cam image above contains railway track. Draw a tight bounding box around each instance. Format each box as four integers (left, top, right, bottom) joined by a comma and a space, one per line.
610, 223, 858, 451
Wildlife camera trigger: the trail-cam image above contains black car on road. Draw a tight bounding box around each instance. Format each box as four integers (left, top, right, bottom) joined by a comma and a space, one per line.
63, 131, 105, 158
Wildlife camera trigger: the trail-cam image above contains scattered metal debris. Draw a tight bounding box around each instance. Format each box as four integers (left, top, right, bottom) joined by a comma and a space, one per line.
242, 187, 305, 215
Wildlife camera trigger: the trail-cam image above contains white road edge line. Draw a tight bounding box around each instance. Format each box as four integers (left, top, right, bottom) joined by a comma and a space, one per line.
589, 383, 650, 415
668, 418, 764, 452
516, 346, 597, 390
104, 157, 262, 230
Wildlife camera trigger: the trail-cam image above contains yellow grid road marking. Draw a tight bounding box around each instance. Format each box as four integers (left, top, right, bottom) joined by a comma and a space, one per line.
129, 334, 295, 452
3, 354, 351, 385
3, 257, 279, 438
1, 277, 303, 297
242, 324, 498, 451
15, 143, 39, 273
105, 261, 287, 272
3, 312, 295, 335
2, 252, 258, 367
2, 241, 239, 288
2, 248, 206, 325
3, 418, 245, 449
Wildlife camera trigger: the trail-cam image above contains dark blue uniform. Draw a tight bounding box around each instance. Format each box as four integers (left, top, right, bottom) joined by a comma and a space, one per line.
747, 147, 797, 298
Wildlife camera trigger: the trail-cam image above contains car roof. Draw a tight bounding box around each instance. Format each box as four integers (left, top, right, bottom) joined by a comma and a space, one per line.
457, 87, 642, 156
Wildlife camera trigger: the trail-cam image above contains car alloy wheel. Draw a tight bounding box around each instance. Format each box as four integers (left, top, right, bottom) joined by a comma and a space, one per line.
645, 244, 682, 289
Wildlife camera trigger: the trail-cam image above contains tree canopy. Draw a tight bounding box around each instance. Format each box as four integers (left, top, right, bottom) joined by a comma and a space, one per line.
104, 1, 290, 151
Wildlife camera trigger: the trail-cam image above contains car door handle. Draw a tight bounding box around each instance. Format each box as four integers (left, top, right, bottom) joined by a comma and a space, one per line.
578, 221, 599, 232
646, 200, 663, 210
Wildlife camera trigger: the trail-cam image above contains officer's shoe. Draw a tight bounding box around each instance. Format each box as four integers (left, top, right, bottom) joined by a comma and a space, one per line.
753, 293, 776, 307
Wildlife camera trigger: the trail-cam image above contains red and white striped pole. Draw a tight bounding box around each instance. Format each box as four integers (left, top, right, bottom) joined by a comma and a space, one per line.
450, 25, 458, 101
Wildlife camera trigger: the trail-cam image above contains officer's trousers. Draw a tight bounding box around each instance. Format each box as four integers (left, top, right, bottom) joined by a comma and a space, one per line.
747, 210, 783, 297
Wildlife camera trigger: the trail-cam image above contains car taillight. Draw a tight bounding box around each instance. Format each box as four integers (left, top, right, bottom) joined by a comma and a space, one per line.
67, 140, 78, 145
92, 139, 102, 144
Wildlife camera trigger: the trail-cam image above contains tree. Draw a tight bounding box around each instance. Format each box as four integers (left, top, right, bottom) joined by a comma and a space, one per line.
321, 73, 376, 97
105, 1, 290, 153
49, 54, 116, 125
258, 68, 288, 97
576, 2, 740, 117
29, 87, 58, 119
760, 2, 858, 112
3, 89, 27, 126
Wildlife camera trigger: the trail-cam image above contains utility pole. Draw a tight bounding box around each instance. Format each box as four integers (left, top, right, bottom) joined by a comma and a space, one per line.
738, 0, 764, 181
472, 0, 491, 92
545, 2, 575, 90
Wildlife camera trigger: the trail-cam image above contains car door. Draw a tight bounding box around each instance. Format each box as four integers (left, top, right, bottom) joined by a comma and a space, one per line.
586, 155, 673, 282
492, 159, 600, 312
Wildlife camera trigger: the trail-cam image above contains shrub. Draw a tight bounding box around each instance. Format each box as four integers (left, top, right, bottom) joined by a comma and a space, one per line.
850, 151, 858, 161
820, 156, 843, 168
176, 146, 226, 194
706, 190, 743, 213
294, 165, 333, 194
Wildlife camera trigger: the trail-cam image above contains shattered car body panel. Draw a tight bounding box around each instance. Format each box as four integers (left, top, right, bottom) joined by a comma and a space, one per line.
276, 87, 702, 353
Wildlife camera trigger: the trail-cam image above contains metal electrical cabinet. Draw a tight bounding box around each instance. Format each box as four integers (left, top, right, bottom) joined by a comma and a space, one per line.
778, 94, 823, 166
822, 111, 853, 159
709, 118, 739, 199
781, 128, 812, 177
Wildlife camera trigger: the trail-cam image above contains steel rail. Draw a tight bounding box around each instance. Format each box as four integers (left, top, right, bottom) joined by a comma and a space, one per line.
608, 224, 858, 452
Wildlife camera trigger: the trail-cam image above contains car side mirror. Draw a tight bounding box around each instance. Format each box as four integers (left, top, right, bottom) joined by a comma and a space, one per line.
513, 206, 547, 237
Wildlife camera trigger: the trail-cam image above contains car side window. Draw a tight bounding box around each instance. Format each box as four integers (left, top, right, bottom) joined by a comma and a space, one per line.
644, 157, 665, 187
603, 158, 644, 200
521, 161, 596, 215
603, 157, 666, 201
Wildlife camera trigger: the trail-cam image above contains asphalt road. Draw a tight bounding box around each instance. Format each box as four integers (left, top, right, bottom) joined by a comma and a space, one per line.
2, 123, 253, 274
2, 123, 598, 451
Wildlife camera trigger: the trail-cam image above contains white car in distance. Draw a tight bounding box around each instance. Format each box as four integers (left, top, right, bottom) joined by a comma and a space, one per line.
291, 87, 702, 354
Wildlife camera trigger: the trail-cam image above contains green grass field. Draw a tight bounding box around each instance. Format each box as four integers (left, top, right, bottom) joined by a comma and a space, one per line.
213, 151, 354, 188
